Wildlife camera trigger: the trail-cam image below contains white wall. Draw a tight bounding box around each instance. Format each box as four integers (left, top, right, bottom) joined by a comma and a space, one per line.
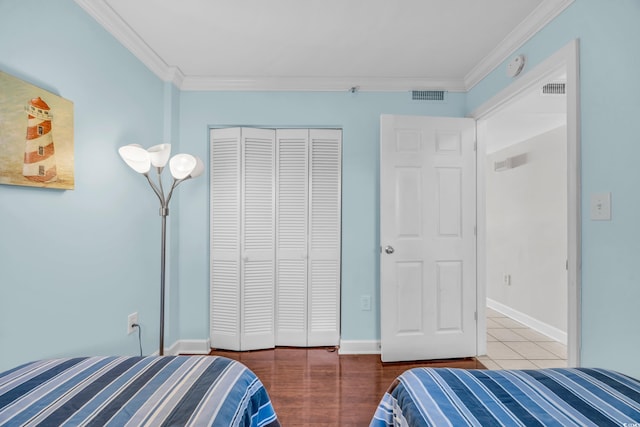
486, 126, 567, 337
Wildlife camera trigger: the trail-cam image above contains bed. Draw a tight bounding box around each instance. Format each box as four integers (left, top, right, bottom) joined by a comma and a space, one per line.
0, 355, 280, 426
370, 367, 640, 426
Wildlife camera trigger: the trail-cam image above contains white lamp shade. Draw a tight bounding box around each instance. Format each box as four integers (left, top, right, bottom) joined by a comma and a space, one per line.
118, 144, 151, 174
190, 157, 205, 178
148, 143, 171, 168
169, 154, 197, 179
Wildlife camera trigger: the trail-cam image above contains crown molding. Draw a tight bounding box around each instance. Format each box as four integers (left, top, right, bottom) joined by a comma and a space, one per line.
74, 0, 172, 81
166, 67, 185, 88
75, 0, 573, 92
464, 0, 574, 90
179, 76, 466, 92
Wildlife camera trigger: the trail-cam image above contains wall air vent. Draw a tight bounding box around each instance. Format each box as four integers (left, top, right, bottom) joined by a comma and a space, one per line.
542, 82, 566, 95
494, 158, 511, 172
412, 90, 446, 101
494, 153, 528, 172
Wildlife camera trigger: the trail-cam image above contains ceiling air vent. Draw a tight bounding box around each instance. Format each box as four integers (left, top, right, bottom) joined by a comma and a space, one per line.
412, 90, 446, 101
542, 82, 566, 95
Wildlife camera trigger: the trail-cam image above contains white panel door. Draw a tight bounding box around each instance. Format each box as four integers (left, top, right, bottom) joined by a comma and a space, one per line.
210, 127, 242, 350
275, 129, 309, 346
380, 115, 476, 362
241, 128, 276, 350
308, 129, 341, 346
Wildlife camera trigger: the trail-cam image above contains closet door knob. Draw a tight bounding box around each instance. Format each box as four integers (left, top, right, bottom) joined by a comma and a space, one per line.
384, 245, 394, 254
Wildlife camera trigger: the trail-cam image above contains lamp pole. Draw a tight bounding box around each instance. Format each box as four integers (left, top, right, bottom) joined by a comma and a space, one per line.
145, 173, 185, 356
159, 206, 168, 355
119, 144, 203, 356
146, 174, 172, 356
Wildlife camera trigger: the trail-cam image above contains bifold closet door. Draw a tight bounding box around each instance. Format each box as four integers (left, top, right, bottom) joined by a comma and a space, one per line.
275, 130, 309, 346
211, 127, 340, 351
241, 128, 276, 350
275, 129, 341, 347
210, 127, 276, 351
308, 129, 341, 346
210, 127, 241, 350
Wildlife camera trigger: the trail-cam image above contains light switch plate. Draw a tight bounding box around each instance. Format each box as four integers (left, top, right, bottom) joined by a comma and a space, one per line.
590, 192, 611, 220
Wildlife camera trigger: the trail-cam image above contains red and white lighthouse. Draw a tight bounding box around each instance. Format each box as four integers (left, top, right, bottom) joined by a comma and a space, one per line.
24, 97, 57, 183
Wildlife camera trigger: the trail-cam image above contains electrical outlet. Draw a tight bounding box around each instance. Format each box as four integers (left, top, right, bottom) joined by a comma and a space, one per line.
503, 274, 511, 286
127, 312, 138, 335
360, 295, 371, 311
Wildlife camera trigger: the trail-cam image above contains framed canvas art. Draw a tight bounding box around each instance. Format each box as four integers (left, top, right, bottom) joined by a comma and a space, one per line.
0, 71, 74, 190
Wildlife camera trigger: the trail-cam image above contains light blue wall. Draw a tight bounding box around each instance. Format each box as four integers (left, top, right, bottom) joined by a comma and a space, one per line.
0, 1, 165, 371
164, 82, 183, 348
176, 92, 467, 342
468, 0, 640, 379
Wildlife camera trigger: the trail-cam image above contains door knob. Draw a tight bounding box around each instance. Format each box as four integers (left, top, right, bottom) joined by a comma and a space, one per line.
384, 245, 394, 254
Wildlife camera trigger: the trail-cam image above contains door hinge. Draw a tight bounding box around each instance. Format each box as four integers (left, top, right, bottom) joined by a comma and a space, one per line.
474, 226, 477, 236
474, 311, 478, 321
474, 141, 477, 151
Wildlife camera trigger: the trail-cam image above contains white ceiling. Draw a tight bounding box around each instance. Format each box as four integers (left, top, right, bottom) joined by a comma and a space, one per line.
74, 0, 570, 150
74, 0, 573, 91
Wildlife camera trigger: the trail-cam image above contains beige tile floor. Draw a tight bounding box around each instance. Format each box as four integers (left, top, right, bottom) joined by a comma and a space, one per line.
478, 307, 568, 370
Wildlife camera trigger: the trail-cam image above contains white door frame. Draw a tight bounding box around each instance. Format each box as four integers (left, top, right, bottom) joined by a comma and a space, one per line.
470, 39, 581, 366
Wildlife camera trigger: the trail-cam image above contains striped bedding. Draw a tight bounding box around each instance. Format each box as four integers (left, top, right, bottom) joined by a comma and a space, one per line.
0, 355, 280, 427
370, 367, 640, 427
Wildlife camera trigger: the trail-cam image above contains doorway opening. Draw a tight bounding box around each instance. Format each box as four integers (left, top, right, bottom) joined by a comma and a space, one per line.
472, 40, 581, 367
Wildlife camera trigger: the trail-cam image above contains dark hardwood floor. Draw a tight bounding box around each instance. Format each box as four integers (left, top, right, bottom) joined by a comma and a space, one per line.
207, 347, 485, 426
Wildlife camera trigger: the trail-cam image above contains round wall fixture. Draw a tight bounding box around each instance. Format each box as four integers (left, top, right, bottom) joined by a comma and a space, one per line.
506, 54, 526, 78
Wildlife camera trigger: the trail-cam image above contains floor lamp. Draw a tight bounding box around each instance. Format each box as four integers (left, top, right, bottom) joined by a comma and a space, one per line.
118, 143, 204, 355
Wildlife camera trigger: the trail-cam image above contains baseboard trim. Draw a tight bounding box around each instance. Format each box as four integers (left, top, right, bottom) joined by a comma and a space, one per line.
164, 339, 384, 356
338, 340, 381, 355
487, 298, 567, 344
165, 339, 211, 356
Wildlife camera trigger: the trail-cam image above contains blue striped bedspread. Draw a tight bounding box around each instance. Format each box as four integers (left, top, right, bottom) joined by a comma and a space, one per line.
370, 367, 640, 426
0, 355, 280, 427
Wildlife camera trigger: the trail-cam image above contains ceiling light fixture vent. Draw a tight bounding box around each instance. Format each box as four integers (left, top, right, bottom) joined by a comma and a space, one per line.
542, 82, 566, 95
412, 90, 446, 101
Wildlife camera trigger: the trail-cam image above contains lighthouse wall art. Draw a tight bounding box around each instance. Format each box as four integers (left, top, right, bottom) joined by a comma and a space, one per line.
0, 70, 74, 190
